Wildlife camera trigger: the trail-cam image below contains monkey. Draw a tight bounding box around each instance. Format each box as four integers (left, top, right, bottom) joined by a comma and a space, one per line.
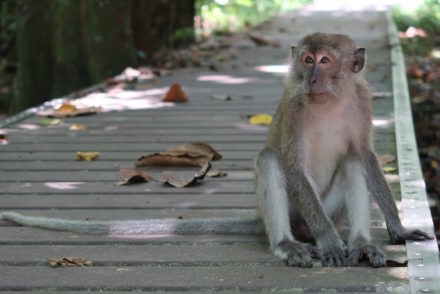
254, 32, 433, 267
0, 33, 432, 268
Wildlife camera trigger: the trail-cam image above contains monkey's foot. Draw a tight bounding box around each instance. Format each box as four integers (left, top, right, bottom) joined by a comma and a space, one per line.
349, 243, 386, 268
276, 240, 314, 267
321, 245, 347, 267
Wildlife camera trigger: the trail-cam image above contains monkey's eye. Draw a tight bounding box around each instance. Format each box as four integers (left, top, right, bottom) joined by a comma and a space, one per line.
320, 57, 330, 64
305, 56, 314, 64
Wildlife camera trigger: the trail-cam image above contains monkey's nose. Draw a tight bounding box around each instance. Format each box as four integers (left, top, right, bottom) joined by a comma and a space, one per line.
308, 75, 317, 85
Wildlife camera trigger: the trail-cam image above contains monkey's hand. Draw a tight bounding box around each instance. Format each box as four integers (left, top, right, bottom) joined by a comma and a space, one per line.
388, 226, 434, 244
317, 234, 347, 267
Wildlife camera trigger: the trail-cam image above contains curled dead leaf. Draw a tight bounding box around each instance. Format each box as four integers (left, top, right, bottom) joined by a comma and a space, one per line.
48, 257, 92, 267
118, 169, 154, 185
161, 162, 211, 188
386, 259, 408, 267
163, 83, 188, 103
76, 151, 100, 161
136, 143, 221, 168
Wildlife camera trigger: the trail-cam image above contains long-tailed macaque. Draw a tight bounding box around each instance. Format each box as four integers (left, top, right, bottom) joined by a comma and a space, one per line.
0, 33, 432, 267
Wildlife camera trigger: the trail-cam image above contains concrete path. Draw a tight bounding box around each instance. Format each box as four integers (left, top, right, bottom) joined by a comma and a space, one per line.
0, 7, 435, 293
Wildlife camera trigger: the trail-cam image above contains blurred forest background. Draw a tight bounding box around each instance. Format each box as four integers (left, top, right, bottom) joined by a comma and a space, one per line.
0, 0, 301, 115
0, 0, 440, 225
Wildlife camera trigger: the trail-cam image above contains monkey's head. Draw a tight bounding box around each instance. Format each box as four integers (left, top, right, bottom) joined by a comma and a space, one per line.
288, 33, 365, 104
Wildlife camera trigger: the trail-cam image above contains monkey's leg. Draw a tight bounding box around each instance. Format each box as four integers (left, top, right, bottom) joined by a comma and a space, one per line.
328, 157, 386, 267
255, 148, 314, 267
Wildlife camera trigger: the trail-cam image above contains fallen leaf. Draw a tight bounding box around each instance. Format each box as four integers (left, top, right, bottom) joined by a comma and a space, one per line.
386, 259, 408, 267
163, 83, 188, 103
38, 106, 101, 118
165, 143, 222, 161
0, 134, 8, 144
378, 154, 396, 165
247, 33, 280, 47
161, 162, 211, 188
249, 113, 272, 125
48, 257, 92, 267
39, 118, 62, 126
76, 151, 100, 161
69, 123, 86, 131
207, 169, 228, 177
57, 103, 77, 113
383, 166, 398, 174
212, 94, 232, 101
136, 143, 222, 168
117, 169, 154, 185
136, 153, 208, 167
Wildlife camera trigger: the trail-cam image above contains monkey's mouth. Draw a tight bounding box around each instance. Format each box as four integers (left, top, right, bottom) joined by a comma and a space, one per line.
308, 93, 330, 104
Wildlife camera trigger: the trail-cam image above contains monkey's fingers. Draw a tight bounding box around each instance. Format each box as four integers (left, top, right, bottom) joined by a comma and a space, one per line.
406, 229, 434, 241
305, 244, 322, 259
321, 247, 347, 267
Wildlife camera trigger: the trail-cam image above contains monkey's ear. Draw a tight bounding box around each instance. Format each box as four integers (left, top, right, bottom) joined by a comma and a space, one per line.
290, 46, 297, 59
353, 48, 365, 73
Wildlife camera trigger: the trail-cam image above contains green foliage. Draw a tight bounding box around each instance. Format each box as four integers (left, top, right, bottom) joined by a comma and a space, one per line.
393, 0, 440, 32
196, 0, 308, 35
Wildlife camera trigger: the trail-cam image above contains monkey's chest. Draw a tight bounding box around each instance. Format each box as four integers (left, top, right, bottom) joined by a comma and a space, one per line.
302, 120, 349, 195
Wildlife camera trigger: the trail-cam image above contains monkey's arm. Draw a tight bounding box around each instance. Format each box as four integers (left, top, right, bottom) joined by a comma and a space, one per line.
363, 151, 433, 244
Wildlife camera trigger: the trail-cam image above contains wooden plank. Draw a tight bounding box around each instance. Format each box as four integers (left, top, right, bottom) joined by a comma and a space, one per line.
0, 266, 408, 292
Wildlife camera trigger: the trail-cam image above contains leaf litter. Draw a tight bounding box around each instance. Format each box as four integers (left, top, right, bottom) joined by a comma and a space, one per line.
134, 143, 225, 188
48, 257, 92, 267
118, 169, 154, 186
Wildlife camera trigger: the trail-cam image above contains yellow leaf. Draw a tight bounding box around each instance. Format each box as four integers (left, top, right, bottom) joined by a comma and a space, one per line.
38, 118, 62, 126
249, 113, 272, 125
76, 152, 100, 161
382, 166, 397, 174
70, 123, 86, 131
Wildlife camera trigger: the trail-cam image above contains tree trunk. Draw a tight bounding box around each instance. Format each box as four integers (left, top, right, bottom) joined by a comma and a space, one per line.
13, 0, 53, 112
81, 0, 137, 84
132, 0, 195, 62
52, 0, 89, 97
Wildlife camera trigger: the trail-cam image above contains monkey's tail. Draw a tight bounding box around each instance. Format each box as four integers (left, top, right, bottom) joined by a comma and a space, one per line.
0, 211, 265, 235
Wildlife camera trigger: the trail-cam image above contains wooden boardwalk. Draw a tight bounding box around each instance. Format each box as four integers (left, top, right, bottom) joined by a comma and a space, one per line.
0, 8, 439, 293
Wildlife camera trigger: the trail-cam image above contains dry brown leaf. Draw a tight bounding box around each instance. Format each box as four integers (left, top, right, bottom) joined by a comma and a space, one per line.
57, 103, 77, 113
136, 143, 222, 168
247, 33, 280, 47
118, 169, 154, 185
48, 257, 92, 267
76, 151, 100, 161
161, 162, 211, 188
163, 83, 188, 103
136, 153, 208, 168
166, 143, 222, 161
386, 259, 408, 267
378, 154, 396, 165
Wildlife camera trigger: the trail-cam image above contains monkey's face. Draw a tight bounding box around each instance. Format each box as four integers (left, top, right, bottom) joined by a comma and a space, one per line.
298, 50, 341, 104
290, 33, 366, 105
